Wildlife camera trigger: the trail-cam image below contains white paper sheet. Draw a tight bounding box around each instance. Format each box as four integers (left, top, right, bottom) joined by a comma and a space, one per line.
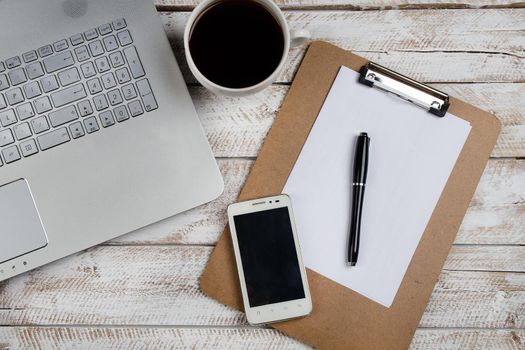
283, 67, 471, 307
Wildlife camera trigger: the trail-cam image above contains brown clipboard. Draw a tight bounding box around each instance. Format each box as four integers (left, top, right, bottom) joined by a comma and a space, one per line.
200, 41, 501, 350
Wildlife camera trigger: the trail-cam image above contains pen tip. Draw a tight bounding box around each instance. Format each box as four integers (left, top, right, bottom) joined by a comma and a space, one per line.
360, 132, 368, 137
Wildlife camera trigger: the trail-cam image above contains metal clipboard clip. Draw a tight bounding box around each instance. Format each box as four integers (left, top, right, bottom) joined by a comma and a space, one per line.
358, 62, 450, 117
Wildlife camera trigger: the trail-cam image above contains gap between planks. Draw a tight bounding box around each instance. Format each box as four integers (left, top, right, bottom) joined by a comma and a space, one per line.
154, 2, 525, 11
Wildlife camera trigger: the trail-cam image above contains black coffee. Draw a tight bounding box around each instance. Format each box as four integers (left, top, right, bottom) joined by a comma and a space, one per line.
189, 0, 285, 89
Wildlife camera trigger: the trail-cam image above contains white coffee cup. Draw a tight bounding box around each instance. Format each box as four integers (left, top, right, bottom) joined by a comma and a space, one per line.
184, 0, 310, 96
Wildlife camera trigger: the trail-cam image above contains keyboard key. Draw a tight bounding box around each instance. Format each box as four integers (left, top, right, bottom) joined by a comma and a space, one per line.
124, 47, 145, 78
88, 40, 104, 57
6, 87, 24, 105
34, 96, 52, 114
95, 56, 110, 73
77, 100, 93, 117
112, 18, 127, 30
0, 74, 10, 91
6, 56, 21, 69
84, 28, 99, 41
23, 81, 42, 99
103, 35, 119, 51
13, 122, 32, 140
136, 79, 157, 112
2, 145, 21, 163
49, 105, 79, 127
81, 62, 96, 78
69, 121, 85, 139
117, 30, 133, 46
0, 109, 17, 126
114, 105, 130, 122
22, 51, 38, 63
87, 78, 103, 94
128, 100, 143, 117
115, 68, 131, 84
84, 116, 99, 133
107, 89, 123, 106
101, 72, 117, 89
37, 127, 70, 151
31, 116, 50, 134
99, 110, 115, 127
51, 83, 87, 108
38, 45, 54, 58
27, 62, 45, 80
93, 94, 109, 111
58, 67, 81, 86
0, 62, 4, 73
74, 45, 91, 62
0, 129, 14, 147
122, 83, 137, 100
8, 68, 27, 86
70, 33, 84, 46
20, 139, 38, 157
43, 51, 74, 73
109, 51, 125, 68
99, 23, 113, 36
53, 39, 69, 52
16, 102, 35, 120
0, 94, 6, 110
40, 75, 59, 93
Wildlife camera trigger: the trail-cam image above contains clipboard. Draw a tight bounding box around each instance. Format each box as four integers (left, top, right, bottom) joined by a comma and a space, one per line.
200, 41, 501, 350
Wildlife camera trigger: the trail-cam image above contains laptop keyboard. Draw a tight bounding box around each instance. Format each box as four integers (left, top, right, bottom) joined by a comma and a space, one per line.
0, 18, 158, 166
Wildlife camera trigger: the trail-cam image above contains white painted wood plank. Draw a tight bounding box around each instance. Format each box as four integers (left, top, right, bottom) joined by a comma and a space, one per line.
444, 246, 525, 272
109, 159, 525, 245
421, 270, 525, 328
0, 327, 310, 350
411, 329, 525, 350
433, 83, 525, 158
456, 159, 525, 245
0, 247, 523, 327
184, 84, 525, 158
0, 327, 523, 350
159, 10, 525, 83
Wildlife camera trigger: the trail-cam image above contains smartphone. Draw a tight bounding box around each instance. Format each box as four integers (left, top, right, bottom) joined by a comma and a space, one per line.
227, 194, 312, 325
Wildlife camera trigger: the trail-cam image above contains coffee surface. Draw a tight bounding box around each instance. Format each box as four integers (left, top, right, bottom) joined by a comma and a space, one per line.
189, 0, 285, 89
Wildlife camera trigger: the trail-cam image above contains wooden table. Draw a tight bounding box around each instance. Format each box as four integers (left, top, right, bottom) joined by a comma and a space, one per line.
1, 1, 524, 349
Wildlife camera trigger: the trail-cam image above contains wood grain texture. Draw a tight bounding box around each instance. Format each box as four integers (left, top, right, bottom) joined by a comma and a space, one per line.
109, 159, 525, 245
184, 84, 525, 158
159, 10, 525, 84
0, 327, 523, 350
411, 329, 525, 350
0, 327, 309, 350
0, 247, 523, 328
154, 0, 525, 10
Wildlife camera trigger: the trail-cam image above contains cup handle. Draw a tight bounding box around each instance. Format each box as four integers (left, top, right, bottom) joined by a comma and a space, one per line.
290, 29, 311, 47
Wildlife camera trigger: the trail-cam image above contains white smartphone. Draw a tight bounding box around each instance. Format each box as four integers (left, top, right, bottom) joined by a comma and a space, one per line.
227, 194, 312, 325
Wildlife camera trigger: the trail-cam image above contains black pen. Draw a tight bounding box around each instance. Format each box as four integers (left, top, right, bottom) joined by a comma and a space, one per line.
348, 132, 370, 266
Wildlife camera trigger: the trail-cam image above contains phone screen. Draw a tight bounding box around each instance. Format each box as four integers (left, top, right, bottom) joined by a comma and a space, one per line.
233, 207, 305, 307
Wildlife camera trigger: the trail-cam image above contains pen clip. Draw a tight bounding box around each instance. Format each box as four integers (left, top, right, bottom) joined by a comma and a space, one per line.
358, 62, 450, 118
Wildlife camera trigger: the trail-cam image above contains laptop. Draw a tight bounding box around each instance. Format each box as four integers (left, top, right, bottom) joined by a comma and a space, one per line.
0, 0, 224, 281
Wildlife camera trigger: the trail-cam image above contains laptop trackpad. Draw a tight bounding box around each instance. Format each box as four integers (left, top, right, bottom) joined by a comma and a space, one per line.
0, 179, 48, 264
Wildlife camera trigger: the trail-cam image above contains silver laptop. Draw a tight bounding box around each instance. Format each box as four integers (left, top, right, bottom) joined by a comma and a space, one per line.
0, 0, 223, 281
